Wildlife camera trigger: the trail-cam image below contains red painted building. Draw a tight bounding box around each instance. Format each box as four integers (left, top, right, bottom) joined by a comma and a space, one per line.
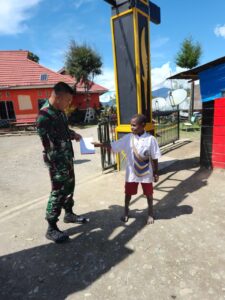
0, 50, 107, 122
212, 98, 225, 168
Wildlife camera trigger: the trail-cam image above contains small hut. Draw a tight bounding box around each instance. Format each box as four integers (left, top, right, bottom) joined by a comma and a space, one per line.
168, 56, 225, 169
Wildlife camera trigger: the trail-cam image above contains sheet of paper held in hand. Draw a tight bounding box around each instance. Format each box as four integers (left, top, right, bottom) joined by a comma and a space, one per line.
80, 137, 95, 154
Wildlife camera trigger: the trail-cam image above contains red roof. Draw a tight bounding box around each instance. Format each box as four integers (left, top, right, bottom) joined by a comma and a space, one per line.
76, 81, 108, 94
0, 50, 108, 94
0, 51, 75, 89
58, 67, 108, 94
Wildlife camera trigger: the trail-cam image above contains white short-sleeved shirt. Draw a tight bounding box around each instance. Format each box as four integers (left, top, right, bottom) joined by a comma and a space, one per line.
111, 132, 161, 183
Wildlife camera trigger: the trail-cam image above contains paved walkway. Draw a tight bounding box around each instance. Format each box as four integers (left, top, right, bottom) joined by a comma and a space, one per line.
0, 132, 225, 300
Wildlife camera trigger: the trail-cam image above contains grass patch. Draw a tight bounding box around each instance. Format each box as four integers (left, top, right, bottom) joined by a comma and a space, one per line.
180, 122, 201, 140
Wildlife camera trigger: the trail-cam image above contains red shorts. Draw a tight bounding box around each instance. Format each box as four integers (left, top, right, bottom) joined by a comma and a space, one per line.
125, 182, 153, 196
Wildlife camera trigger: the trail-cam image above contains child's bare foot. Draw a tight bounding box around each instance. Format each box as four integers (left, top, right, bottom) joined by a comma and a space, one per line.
146, 215, 154, 225
121, 215, 129, 222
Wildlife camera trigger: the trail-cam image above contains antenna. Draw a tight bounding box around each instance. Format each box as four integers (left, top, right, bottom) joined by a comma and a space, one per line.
152, 97, 166, 111
167, 89, 187, 107
169, 71, 173, 91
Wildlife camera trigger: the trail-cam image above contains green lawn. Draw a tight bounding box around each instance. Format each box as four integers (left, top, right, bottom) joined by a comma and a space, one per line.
180, 122, 201, 141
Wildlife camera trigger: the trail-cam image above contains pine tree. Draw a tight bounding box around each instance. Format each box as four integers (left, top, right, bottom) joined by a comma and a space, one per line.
175, 37, 202, 118
65, 40, 102, 107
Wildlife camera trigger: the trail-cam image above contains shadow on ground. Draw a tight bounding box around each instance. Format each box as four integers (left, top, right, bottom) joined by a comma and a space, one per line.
0, 158, 212, 299
160, 140, 191, 155
156, 156, 211, 219
74, 159, 91, 165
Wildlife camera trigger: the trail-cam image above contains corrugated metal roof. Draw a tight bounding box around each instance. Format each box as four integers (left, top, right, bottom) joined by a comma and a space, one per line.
168, 56, 225, 81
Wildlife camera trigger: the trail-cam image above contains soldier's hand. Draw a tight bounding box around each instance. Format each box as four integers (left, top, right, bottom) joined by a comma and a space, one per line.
74, 132, 82, 141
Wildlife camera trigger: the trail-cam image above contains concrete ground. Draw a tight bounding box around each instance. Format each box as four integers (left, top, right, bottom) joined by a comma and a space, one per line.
0, 126, 225, 300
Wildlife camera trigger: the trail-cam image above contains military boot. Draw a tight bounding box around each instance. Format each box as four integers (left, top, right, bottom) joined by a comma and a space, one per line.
46, 221, 69, 243
64, 211, 89, 224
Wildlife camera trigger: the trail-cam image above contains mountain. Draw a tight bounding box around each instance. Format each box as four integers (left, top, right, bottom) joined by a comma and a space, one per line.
100, 99, 116, 107
99, 91, 116, 107
152, 87, 170, 98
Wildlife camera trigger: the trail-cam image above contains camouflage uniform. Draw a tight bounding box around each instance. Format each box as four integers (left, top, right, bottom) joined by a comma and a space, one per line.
37, 101, 75, 223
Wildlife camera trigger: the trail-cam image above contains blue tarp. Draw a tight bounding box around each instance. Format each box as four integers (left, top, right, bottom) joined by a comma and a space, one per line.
199, 62, 225, 102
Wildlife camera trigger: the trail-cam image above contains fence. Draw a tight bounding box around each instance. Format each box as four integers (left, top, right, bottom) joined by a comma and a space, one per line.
97, 118, 117, 171
153, 110, 180, 147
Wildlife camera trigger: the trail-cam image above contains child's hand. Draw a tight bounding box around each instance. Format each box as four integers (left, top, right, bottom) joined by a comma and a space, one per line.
92, 142, 103, 147
153, 173, 159, 182
92, 142, 111, 150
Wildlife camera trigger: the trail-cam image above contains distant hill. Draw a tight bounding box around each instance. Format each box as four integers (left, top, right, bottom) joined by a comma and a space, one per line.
101, 99, 116, 107
100, 87, 193, 108
152, 87, 170, 98
100, 91, 116, 107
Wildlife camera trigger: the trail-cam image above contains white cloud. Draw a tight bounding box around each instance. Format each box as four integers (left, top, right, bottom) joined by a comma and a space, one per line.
214, 24, 225, 38
95, 68, 115, 91
95, 63, 190, 92
73, 0, 94, 9
151, 62, 172, 90
0, 0, 42, 35
151, 37, 170, 48
151, 62, 189, 91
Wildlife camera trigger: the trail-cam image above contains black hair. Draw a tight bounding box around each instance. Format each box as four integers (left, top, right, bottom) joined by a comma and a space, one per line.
131, 114, 147, 125
53, 82, 74, 95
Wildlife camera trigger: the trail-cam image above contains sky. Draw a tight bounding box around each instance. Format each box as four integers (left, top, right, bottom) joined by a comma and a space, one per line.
1, 0, 225, 91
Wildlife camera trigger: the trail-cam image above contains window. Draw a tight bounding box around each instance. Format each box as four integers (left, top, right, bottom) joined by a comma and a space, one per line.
18, 95, 32, 110
40, 74, 48, 81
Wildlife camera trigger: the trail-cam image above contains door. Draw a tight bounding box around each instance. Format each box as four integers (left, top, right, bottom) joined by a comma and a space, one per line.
0, 101, 16, 120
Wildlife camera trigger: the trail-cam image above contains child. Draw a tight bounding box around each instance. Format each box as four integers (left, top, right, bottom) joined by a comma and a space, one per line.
94, 114, 161, 225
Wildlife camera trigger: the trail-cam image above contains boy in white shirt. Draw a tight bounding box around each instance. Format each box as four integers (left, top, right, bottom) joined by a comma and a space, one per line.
94, 114, 161, 225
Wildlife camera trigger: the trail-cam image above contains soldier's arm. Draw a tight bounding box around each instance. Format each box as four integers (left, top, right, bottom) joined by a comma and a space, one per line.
69, 129, 82, 142
63, 111, 82, 142
37, 115, 57, 162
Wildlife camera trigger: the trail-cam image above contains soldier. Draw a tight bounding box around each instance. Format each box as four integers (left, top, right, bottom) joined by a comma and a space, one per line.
37, 82, 89, 243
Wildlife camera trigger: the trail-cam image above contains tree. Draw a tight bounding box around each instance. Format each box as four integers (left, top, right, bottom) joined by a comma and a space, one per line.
65, 40, 102, 107
175, 36, 202, 118
28, 51, 39, 63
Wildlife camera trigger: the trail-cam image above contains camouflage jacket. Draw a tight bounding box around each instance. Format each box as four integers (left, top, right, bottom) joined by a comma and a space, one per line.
37, 101, 75, 165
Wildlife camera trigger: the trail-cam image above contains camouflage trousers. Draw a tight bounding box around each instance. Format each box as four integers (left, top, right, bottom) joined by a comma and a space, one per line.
46, 159, 75, 222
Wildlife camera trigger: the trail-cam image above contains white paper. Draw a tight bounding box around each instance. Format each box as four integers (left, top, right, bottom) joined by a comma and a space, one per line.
80, 137, 95, 154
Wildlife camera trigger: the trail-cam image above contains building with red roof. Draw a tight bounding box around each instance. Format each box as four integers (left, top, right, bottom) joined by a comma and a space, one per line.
0, 50, 107, 123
